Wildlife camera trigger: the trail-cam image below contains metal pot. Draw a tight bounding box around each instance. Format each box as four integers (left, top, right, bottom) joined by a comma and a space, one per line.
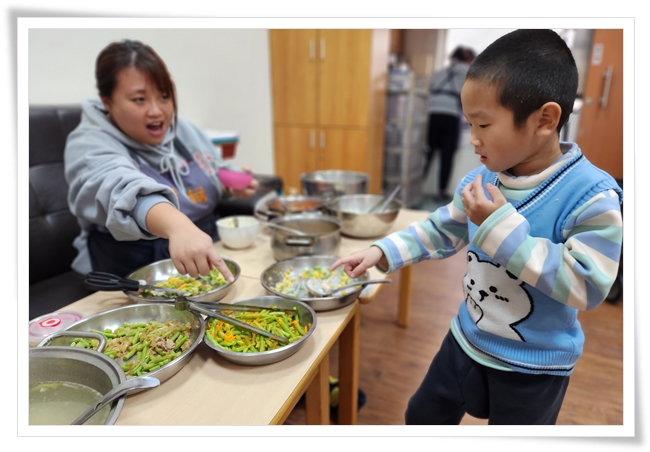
269, 213, 341, 261
254, 194, 325, 221
300, 170, 369, 199
29, 332, 127, 425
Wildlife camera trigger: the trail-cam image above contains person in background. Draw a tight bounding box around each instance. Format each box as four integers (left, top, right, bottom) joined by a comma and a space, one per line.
423, 45, 476, 202
65, 39, 259, 280
331, 29, 622, 424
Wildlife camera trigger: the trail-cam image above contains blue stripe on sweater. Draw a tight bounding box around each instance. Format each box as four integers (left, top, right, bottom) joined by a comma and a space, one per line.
576, 231, 623, 262
537, 242, 562, 294
585, 277, 608, 309
493, 221, 530, 268
563, 193, 620, 230
406, 225, 430, 261
381, 237, 405, 269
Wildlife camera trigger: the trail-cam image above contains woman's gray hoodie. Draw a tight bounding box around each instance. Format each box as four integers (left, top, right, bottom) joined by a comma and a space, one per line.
64, 98, 226, 273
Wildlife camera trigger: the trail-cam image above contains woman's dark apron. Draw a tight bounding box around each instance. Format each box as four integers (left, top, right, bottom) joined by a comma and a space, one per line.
87, 139, 220, 276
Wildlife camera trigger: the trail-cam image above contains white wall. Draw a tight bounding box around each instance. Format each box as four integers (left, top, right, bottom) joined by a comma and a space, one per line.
28, 28, 275, 174
445, 28, 515, 57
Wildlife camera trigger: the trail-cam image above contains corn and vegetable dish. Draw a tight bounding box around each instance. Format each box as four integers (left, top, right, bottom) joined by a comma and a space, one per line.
206, 307, 311, 353
69, 319, 193, 377
272, 265, 354, 298
140, 267, 228, 298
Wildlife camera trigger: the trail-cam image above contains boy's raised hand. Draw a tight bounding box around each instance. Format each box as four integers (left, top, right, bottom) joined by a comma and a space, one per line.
330, 246, 386, 278
461, 174, 508, 226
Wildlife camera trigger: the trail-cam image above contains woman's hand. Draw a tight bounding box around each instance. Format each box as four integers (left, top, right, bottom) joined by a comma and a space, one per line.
330, 246, 387, 278
461, 174, 507, 226
230, 166, 259, 198
145, 202, 234, 281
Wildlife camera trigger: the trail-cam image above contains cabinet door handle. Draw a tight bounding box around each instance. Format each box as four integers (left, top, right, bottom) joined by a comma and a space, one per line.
600, 64, 614, 108
320, 38, 326, 60
310, 130, 316, 149
320, 130, 325, 150
309, 39, 315, 61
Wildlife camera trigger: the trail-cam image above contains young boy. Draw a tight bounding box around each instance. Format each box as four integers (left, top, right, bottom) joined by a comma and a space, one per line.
330, 29, 623, 425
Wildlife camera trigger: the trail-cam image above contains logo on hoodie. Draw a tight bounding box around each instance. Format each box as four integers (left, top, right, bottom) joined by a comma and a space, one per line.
193, 151, 216, 177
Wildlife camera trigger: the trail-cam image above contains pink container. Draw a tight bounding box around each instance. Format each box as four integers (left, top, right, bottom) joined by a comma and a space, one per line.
218, 167, 254, 190
29, 311, 85, 346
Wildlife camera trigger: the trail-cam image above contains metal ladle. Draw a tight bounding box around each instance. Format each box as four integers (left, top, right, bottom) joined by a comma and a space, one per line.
367, 185, 402, 214
174, 296, 289, 345
277, 198, 294, 213
71, 376, 160, 425
260, 221, 310, 236
306, 278, 393, 297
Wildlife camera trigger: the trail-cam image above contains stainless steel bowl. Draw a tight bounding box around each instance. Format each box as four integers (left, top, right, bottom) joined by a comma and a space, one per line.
203, 296, 316, 365
300, 170, 369, 198
124, 258, 240, 303
260, 255, 370, 311
324, 194, 402, 238
41, 303, 205, 384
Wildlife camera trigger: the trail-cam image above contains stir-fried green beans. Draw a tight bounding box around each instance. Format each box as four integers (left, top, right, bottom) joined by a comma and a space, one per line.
140, 267, 228, 298
69, 320, 193, 377
205, 307, 310, 353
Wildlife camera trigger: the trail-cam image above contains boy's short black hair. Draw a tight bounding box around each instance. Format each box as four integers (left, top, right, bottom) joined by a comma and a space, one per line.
466, 29, 578, 132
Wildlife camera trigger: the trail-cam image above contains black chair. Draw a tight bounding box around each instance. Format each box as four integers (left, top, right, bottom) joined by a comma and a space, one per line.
29, 105, 283, 320
29, 105, 94, 320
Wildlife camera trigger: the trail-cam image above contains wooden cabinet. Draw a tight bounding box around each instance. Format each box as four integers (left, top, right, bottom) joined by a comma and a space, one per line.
269, 29, 390, 194
575, 29, 623, 180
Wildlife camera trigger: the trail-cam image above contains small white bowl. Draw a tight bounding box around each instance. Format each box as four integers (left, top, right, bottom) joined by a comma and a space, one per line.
217, 215, 260, 249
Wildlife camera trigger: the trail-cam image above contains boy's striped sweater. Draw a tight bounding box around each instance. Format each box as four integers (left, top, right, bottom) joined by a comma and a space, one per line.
373, 143, 623, 375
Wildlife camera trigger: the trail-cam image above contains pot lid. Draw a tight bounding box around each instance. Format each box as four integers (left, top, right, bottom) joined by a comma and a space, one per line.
29, 311, 84, 346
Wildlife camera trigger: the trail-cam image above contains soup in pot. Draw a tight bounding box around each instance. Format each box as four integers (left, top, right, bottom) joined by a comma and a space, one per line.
29, 380, 110, 425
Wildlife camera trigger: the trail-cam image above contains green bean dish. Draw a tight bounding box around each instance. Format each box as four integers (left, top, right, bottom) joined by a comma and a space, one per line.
69, 320, 193, 377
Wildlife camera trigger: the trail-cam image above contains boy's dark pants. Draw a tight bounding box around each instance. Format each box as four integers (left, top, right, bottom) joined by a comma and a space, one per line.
405, 330, 570, 425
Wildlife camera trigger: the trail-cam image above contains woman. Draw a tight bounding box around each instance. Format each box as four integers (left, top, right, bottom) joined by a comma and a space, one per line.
65, 39, 258, 280
423, 45, 476, 202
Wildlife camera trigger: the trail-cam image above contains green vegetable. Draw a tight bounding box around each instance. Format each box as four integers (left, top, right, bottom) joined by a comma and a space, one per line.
69, 319, 193, 377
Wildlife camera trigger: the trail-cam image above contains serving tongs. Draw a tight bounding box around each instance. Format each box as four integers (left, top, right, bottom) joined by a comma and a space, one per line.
85, 271, 296, 313
85, 271, 187, 296
174, 296, 289, 345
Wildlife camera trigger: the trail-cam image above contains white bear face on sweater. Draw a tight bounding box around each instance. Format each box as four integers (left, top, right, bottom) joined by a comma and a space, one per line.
463, 251, 533, 342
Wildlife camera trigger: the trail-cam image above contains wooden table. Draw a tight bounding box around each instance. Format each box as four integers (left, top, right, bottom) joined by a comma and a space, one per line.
58, 277, 360, 425
52, 208, 427, 426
